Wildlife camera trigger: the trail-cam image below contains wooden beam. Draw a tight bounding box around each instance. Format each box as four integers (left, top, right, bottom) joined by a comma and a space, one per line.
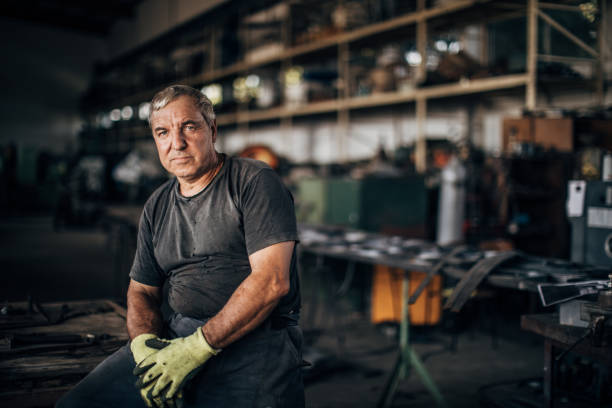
415, 98, 427, 173
537, 9, 599, 58
538, 3, 581, 12
416, 0, 428, 84
480, 24, 489, 66
215, 74, 530, 126
538, 54, 596, 63
337, 40, 350, 163
418, 74, 529, 99
339, 0, 483, 44
596, 0, 606, 105
526, 0, 537, 110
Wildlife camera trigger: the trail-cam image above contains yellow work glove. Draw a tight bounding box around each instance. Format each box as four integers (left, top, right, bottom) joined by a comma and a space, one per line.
133, 328, 220, 406
131, 334, 179, 408
130, 333, 162, 364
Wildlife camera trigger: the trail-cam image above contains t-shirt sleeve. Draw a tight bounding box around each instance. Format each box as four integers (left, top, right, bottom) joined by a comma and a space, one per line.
241, 168, 299, 255
129, 208, 166, 287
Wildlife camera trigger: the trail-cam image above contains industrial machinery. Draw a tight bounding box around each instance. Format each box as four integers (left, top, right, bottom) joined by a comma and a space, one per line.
539, 275, 612, 345
296, 176, 430, 237
567, 181, 612, 267
536, 275, 612, 405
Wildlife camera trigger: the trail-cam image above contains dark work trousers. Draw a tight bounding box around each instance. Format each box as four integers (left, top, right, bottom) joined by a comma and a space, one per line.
55, 314, 305, 408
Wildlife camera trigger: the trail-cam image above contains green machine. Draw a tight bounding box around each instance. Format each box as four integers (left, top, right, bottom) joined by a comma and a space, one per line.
296, 176, 429, 236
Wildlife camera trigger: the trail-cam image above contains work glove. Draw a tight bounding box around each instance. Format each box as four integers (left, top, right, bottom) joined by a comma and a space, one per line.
134, 328, 220, 406
131, 334, 178, 408
130, 333, 162, 364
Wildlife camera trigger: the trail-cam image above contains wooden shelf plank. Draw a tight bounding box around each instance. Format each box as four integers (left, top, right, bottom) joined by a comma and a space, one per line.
214, 74, 529, 126
418, 73, 529, 99
97, 74, 529, 129
339, 0, 482, 44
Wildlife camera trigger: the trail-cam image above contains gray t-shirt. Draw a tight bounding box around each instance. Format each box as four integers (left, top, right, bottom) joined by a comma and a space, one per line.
129, 155, 300, 319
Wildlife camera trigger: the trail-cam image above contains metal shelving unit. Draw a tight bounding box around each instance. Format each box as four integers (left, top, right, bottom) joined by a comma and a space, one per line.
85, 0, 607, 169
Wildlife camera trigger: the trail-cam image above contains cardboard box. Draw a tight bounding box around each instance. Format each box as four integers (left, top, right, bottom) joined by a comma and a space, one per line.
502, 117, 573, 153
502, 118, 533, 153
534, 118, 573, 152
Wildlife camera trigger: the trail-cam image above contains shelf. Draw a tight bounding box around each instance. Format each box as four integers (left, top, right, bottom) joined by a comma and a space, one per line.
80, 0, 605, 172
111, 0, 490, 108
191, 0, 488, 80
215, 73, 529, 126
99, 74, 528, 129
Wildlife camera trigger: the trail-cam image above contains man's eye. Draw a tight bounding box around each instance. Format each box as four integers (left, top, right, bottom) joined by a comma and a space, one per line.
157, 130, 168, 138
185, 125, 196, 131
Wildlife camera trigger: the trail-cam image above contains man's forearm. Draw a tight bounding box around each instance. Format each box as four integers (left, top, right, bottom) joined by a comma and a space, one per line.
202, 269, 288, 349
127, 285, 164, 339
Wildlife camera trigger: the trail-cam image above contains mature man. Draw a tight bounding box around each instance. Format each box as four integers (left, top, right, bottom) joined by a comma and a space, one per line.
57, 85, 304, 407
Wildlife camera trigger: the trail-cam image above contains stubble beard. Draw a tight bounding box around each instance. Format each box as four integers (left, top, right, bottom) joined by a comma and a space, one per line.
183, 149, 221, 183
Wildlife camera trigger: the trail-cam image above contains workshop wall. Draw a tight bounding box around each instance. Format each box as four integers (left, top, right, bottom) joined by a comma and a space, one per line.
107, 0, 229, 59
0, 17, 107, 154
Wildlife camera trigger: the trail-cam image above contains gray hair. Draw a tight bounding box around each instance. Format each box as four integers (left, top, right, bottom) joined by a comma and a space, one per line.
148, 84, 216, 127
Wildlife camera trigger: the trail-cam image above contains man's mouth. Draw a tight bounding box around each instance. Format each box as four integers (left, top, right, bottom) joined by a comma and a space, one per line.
170, 156, 191, 162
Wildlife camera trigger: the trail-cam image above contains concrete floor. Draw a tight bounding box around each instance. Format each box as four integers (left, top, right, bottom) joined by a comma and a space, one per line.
0, 216, 545, 407
301, 318, 543, 407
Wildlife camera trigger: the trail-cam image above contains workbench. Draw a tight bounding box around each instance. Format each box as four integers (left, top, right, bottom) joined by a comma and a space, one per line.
298, 224, 610, 407
298, 225, 459, 408
0, 299, 129, 407
521, 313, 612, 407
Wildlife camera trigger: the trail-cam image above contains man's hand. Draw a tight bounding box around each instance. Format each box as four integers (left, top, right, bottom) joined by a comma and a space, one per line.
134, 328, 220, 404
131, 334, 176, 407
131, 333, 164, 364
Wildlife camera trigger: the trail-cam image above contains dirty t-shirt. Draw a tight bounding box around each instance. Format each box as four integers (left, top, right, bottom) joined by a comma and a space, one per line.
129, 155, 300, 319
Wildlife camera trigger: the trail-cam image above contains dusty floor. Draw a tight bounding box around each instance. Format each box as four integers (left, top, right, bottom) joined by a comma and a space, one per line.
0, 216, 545, 407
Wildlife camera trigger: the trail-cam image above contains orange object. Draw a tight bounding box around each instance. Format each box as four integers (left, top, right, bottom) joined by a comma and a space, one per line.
370, 265, 442, 325
238, 145, 280, 169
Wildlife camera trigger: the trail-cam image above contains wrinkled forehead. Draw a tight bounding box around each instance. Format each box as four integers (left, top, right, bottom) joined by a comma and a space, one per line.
150, 95, 205, 125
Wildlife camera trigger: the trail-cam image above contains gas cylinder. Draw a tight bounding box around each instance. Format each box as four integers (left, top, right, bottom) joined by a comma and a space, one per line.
436, 156, 466, 246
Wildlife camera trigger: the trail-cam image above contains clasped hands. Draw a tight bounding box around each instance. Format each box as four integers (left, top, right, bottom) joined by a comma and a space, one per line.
130, 328, 220, 408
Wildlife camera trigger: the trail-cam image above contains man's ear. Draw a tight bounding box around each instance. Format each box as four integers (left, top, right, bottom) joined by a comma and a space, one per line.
211, 119, 218, 143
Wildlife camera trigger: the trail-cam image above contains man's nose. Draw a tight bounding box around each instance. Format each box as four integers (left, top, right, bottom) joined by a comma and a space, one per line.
170, 129, 187, 150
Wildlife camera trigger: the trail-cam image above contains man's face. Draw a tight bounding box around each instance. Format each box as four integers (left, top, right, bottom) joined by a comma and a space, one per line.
150, 95, 217, 182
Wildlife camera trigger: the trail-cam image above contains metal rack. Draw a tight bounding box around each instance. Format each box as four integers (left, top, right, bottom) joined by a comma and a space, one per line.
85, 0, 607, 169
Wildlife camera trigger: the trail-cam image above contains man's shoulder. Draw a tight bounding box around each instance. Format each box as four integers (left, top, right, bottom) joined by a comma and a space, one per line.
228, 156, 272, 172
143, 178, 175, 214
226, 156, 274, 184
